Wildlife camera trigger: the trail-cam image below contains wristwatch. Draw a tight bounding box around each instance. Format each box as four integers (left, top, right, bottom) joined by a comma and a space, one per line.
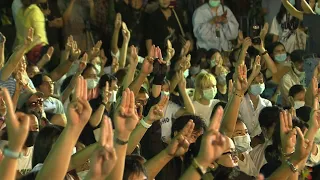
192, 158, 207, 176
3, 145, 22, 159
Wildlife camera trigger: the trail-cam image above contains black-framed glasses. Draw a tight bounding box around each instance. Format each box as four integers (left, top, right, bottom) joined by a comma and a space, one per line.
28, 98, 44, 107
222, 151, 237, 158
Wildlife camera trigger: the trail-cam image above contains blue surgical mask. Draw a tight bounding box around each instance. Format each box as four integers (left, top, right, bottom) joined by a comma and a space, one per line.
316, 3, 320, 15
274, 53, 287, 63
209, 0, 221, 7
249, 83, 265, 96
184, 69, 189, 78
289, 0, 295, 6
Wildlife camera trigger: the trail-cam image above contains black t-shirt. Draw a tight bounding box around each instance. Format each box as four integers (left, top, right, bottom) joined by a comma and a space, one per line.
44, 0, 63, 46
215, 89, 228, 102
146, 8, 188, 53
303, 14, 320, 56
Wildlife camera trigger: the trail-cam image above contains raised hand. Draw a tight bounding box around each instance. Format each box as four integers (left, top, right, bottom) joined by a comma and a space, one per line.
114, 13, 122, 30
24, 28, 34, 47
145, 95, 168, 123
242, 37, 252, 51
86, 116, 117, 179
180, 41, 191, 57
114, 88, 139, 140
0, 97, 6, 117
178, 76, 187, 90
102, 81, 111, 104
166, 120, 195, 157
70, 41, 82, 61
68, 76, 92, 130
165, 40, 175, 63
279, 111, 297, 154
237, 30, 244, 45
40, 46, 54, 65
111, 57, 119, 73
141, 46, 155, 75
129, 46, 139, 66
251, 55, 261, 78
100, 49, 108, 68
122, 22, 130, 43
291, 127, 313, 164
65, 35, 73, 52
0, 32, 6, 44
260, 23, 269, 42
78, 53, 88, 73
1, 88, 30, 152
196, 106, 226, 167
90, 40, 102, 59
234, 64, 248, 93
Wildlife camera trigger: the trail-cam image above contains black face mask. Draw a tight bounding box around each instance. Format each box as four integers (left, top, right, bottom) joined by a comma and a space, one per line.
210, 164, 240, 180
25, 131, 39, 147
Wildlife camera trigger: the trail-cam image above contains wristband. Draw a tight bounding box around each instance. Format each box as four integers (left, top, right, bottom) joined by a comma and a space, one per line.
140, 118, 152, 129
114, 137, 129, 145
192, 158, 207, 176
101, 102, 108, 108
281, 148, 295, 157
286, 159, 298, 173
260, 50, 268, 56
3, 145, 22, 159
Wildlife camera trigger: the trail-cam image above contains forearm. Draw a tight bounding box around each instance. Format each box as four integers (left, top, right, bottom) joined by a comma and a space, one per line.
88, 105, 105, 127
282, 0, 304, 20
122, 64, 137, 89
169, 78, 179, 93
301, 0, 314, 13
106, 132, 130, 180
268, 162, 297, 180
111, 29, 120, 54
61, 71, 80, 103
261, 50, 277, 74
63, 1, 75, 23
0, 44, 4, 68
144, 150, 173, 180
127, 123, 148, 155
36, 127, 80, 180
50, 60, 73, 81
151, 84, 161, 98
61, 50, 70, 64
129, 72, 148, 96
180, 89, 195, 114
237, 47, 248, 65
119, 41, 129, 68
1, 46, 26, 81
221, 94, 242, 137
36, 56, 50, 70
68, 143, 98, 171
12, 89, 21, 111
0, 157, 18, 180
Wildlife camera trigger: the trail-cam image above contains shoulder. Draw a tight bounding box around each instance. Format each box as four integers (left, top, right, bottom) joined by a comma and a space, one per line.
261, 97, 272, 106
194, 3, 209, 13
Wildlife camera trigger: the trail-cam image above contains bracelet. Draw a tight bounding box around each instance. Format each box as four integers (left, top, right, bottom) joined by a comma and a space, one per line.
260, 50, 268, 56
140, 118, 152, 129
286, 159, 298, 173
281, 148, 295, 157
101, 102, 108, 108
3, 145, 22, 159
233, 91, 244, 98
192, 158, 207, 176
114, 137, 129, 145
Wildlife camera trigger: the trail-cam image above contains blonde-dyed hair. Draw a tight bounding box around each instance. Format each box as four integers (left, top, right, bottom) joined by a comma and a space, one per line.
194, 72, 216, 101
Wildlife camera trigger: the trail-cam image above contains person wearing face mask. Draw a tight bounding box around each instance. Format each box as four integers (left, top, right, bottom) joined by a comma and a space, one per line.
193, 72, 220, 126
0, 114, 39, 177
193, 0, 239, 51
239, 70, 272, 138
288, 84, 306, 109
280, 50, 306, 106
81, 63, 100, 100
187, 49, 206, 88
232, 119, 259, 177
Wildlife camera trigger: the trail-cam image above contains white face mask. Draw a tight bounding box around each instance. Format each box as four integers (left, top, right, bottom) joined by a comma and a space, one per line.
294, 101, 305, 109
249, 83, 265, 96
316, 3, 320, 15
86, 78, 99, 89
233, 134, 251, 153
109, 90, 117, 103
203, 87, 217, 100
161, 91, 170, 97
94, 64, 102, 75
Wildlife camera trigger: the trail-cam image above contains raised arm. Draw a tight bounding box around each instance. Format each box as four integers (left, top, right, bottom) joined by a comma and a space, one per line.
118, 22, 130, 68
0, 88, 30, 180
106, 88, 139, 180
62, 0, 76, 23
220, 64, 248, 137
122, 46, 138, 89
37, 46, 54, 70
0, 28, 34, 81
301, 0, 315, 14
145, 120, 194, 180
175, 76, 195, 117
281, 0, 304, 20
0, 33, 5, 69
36, 77, 92, 180
111, 13, 122, 56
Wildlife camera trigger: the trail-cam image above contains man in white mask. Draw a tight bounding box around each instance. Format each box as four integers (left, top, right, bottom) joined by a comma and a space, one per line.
288, 84, 306, 109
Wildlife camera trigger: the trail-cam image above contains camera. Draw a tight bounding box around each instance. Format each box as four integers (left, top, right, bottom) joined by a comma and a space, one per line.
251, 25, 261, 45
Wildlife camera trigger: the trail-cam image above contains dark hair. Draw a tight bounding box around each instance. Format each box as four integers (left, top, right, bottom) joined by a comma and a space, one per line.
114, 68, 128, 85
60, 75, 73, 93
276, 4, 299, 31
266, 42, 285, 58
21, 0, 38, 7
290, 50, 305, 63
98, 74, 117, 89
259, 106, 282, 129
210, 102, 227, 120
288, 84, 305, 97
296, 106, 312, 123
123, 155, 147, 180
32, 125, 64, 168
206, 48, 220, 60
31, 73, 48, 88
81, 63, 97, 76
229, 47, 241, 65
190, 49, 206, 66
171, 115, 206, 138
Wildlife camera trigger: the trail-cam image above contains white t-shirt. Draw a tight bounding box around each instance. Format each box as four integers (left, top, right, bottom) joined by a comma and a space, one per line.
18, 147, 34, 175
160, 101, 181, 143
249, 139, 272, 171
193, 100, 220, 126
238, 151, 259, 177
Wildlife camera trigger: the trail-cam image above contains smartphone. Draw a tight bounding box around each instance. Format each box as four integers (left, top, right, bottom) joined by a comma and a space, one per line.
251, 25, 261, 45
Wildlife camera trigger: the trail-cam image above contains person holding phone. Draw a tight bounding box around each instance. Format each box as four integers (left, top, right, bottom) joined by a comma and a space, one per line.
192, 0, 239, 51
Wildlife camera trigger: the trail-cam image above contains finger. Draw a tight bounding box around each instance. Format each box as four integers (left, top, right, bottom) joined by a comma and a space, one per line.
95, 40, 102, 49
314, 97, 319, 110
209, 106, 224, 131
167, 40, 172, 49
1, 88, 17, 127
47, 46, 54, 57
129, 90, 135, 110
82, 53, 88, 63
186, 121, 195, 138
106, 116, 114, 147
121, 89, 129, 109
295, 127, 304, 148
279, 111, 286, 132
255, 55, 261, 65
287, 111, 293, 129
179, 120, 193, 136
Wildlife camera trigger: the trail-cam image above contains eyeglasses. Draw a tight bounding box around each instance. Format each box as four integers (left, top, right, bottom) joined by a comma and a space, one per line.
28, 98, 44, 107
222, 151, 237, 159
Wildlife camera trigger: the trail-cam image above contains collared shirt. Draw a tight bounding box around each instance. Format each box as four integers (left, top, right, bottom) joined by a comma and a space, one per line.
192, 3, 239, 51
279, 69, 305, 106
239, 94, 272, 138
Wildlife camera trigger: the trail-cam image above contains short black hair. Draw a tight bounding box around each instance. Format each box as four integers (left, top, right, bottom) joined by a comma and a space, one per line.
171, 115, 206, 138
288, 84, 305, 97
259, 106, 282, 129
123, 155, 147, 180
81, 63, 97, 76
290, 50, 305, 63
266, 41, 285, 57
98, 74, 117, 89
31, 73, 47, 88
296, 106, 312, 123
206, 48, 220, 59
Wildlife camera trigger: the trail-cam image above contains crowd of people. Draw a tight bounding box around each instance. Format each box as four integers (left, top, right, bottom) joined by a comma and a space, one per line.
0, 0, 320, 179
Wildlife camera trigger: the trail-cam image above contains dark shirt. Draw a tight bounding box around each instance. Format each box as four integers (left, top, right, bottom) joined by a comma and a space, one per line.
115, 1, 148, 53
303, 14, 320, 56
44, 0, 63, 46
215, 89, 228, 102
146, 8, 188, 53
